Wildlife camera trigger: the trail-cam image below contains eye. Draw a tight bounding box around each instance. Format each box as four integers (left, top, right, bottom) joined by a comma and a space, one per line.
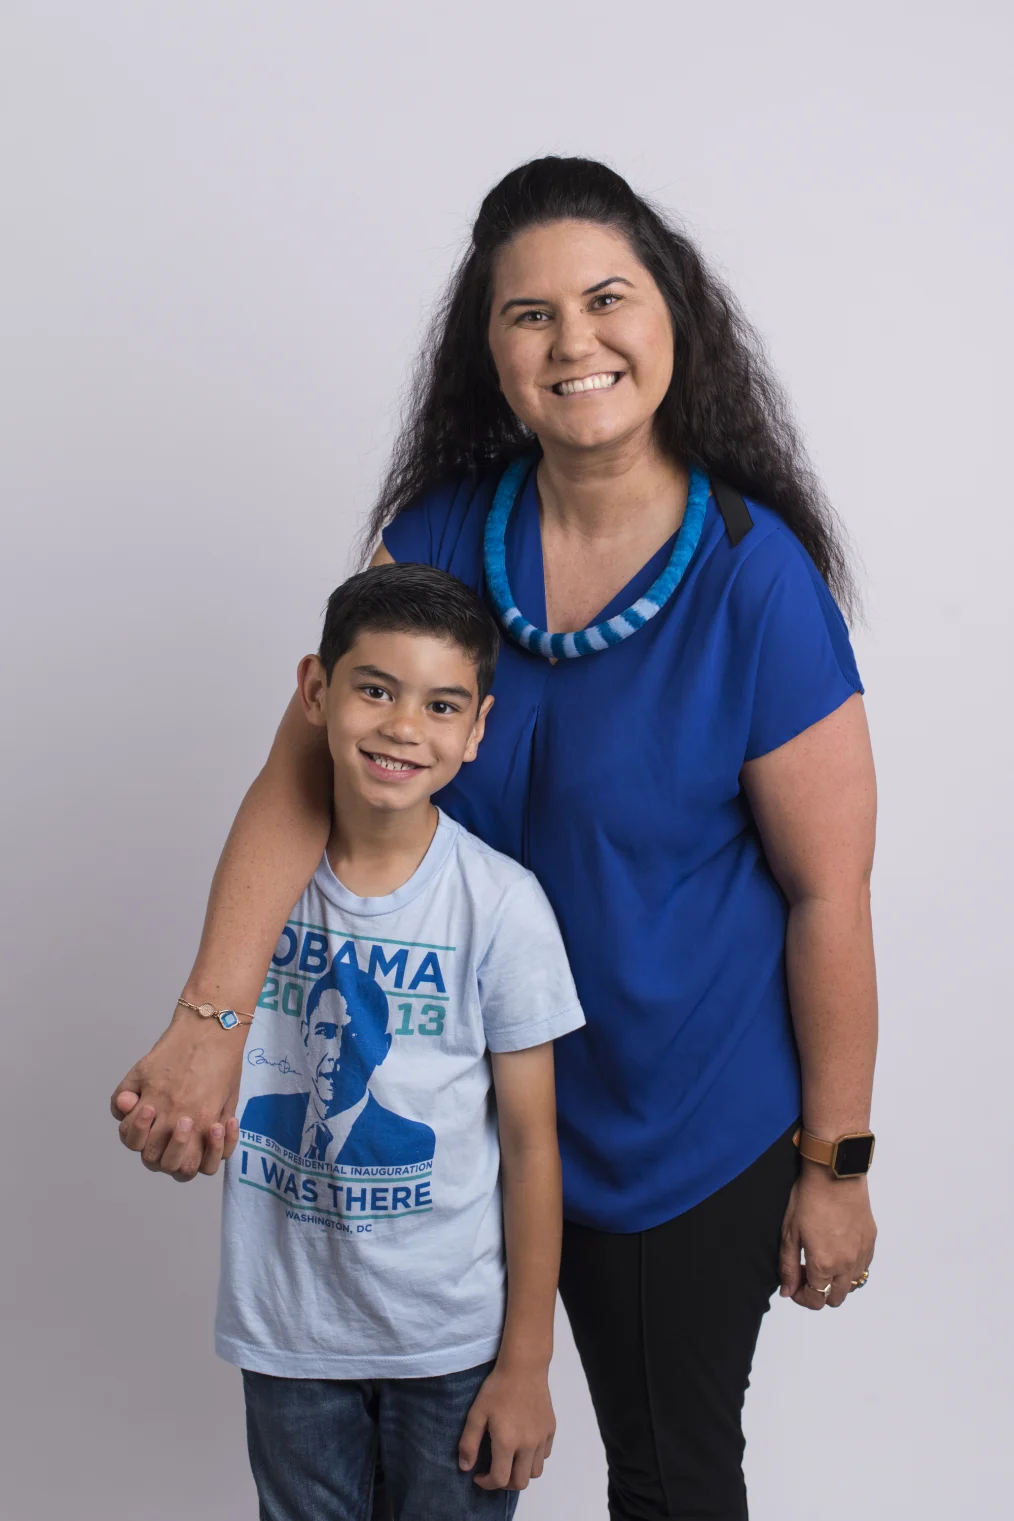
360, 684, 391, 701
590, 292, 622, 309
516, 309, 551, 325
428, 701, 461, 716
315, 1023, 338, 1039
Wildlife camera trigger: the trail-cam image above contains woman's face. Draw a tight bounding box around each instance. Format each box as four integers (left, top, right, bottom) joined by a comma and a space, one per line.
487, 219, 674, 456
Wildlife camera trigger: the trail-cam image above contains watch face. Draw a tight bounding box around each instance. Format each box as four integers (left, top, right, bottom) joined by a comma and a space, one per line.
833, 1134, 874, 1176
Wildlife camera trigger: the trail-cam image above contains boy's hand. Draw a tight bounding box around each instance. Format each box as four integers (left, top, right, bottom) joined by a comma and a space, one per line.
458, 1359, 556, 1492
110, 1007, 245, 1180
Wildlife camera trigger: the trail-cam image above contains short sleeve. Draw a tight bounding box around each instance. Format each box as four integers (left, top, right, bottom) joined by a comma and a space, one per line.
741, 528, 863, 762
478, 874, 585, 1053
382, 495, 437, 565
381, 475, 493, 585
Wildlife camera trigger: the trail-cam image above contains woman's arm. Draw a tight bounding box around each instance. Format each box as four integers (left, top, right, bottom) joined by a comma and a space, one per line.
741, 692, 878, 1310
112, 543, 395, 1179
112, 691, 333, 1178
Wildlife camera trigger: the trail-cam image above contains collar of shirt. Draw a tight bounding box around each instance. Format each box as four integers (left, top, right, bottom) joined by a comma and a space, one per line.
301, 1090, 369, 1165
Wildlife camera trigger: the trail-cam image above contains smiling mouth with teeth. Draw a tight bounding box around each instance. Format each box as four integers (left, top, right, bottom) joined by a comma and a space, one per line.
552, 371, 622, 396
363, 751, 424, 774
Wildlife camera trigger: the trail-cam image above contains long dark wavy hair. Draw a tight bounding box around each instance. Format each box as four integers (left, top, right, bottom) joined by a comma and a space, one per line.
364, 156, 856, 616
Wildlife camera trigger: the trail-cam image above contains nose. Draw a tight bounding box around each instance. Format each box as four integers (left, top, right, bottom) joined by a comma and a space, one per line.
377, 702, 423, 745
551, 306, 598, 365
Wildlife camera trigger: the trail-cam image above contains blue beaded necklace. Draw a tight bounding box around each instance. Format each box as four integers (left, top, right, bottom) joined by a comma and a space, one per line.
483, 455, 711, 660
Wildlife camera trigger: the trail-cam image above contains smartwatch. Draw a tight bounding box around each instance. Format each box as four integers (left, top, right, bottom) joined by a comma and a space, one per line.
793, 1127, 875, 1178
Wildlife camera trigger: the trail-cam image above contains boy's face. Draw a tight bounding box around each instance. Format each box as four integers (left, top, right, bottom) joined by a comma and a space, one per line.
298, 629, 493, 814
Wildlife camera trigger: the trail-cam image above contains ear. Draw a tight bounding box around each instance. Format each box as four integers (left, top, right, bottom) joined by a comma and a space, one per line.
297, 654, 330, 727
462, 694, 494, 763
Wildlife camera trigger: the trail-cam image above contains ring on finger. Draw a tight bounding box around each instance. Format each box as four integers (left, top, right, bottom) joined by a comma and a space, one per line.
849, 1270, 870, 1291
817, 1282, 832, 1299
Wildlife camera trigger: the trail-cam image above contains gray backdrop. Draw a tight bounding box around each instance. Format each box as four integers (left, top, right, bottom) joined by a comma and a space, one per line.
2, 3, 1011, 1517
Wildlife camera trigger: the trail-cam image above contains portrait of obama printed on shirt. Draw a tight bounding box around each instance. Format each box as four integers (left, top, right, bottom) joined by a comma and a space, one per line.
240, 962, 435, 1168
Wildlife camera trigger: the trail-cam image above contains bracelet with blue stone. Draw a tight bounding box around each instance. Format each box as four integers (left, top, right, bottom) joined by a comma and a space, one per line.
177, 997, 254, 1031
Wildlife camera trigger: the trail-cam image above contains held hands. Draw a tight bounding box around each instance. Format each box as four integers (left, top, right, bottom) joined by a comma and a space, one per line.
779, 1161, 877, 1309
109, 1006, 244, 1181
458, 1358, 556, 1493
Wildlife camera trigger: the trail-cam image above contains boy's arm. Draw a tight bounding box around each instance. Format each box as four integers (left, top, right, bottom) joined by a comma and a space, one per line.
458, 1042, 560, 1493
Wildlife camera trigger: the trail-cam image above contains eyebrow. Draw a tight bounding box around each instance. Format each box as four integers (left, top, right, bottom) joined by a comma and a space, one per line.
353, 664, 400, 685
353, 665, 474, 703
498, 275, 633, 316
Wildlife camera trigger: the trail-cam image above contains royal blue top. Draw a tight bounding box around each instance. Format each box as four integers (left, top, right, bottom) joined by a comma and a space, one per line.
384, 464, 863, 1233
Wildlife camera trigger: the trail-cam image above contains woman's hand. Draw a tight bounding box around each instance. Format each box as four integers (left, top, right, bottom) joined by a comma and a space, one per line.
110, 1007, 245, 1180
779, 1161, 877, 1309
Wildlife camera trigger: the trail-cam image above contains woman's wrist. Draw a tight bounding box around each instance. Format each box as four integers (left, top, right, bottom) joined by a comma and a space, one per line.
798, 1155, 867, 1185
171, 994, 251, 1040
800, 1104, 873, 1140
181, 958, 268, 1011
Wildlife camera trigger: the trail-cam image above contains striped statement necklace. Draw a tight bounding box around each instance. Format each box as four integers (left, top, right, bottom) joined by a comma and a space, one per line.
483, 455, 711, 660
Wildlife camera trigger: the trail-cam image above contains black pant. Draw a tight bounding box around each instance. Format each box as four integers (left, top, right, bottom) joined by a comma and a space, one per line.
558, 1123, 800, 1521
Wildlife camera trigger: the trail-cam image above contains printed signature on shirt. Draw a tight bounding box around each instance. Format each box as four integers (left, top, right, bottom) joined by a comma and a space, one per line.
246, 1048, 297, 1074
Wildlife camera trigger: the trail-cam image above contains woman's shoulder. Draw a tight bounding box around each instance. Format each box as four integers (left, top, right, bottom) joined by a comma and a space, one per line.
723, 497, 862, 716
381, 468, 500, 575
722, 497, 850, 632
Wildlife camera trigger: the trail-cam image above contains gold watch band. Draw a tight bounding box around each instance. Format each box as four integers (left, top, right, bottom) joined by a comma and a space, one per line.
793, 1128, 835, 1166
792, 1127, 876, 1177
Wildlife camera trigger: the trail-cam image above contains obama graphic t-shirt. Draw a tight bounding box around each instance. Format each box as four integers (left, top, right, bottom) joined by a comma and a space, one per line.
215, 811, 584, 1380
240, 962, 436, 1169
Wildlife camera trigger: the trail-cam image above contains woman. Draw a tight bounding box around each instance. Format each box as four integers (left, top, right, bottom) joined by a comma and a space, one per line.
114, 157, 878, 1519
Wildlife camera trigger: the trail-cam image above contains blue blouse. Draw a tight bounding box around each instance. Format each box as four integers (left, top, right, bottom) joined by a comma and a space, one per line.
384, 466, 862, 1233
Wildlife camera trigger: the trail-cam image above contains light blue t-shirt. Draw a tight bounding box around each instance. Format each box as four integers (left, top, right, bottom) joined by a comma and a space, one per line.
215, 810, 585, 1380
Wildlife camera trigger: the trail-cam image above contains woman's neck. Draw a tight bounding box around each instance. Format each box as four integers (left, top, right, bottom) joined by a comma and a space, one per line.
533, 428, 692, 637
536, 428, 689, 545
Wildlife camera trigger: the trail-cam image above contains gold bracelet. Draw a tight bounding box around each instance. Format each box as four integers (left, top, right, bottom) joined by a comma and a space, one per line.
177, 997, 255, 1031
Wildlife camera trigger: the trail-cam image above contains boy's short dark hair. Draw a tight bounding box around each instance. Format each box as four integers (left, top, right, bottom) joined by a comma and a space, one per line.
319, 563, 501, 703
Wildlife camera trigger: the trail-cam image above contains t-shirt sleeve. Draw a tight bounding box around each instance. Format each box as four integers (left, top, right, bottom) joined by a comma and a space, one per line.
382, 495, 437, 565
741, 528, 864, 762
381, 474, 488, 575
477, 874, 585, 1053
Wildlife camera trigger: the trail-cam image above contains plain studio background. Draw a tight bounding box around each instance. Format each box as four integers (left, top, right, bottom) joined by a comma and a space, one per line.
1, 3, 1011, 1517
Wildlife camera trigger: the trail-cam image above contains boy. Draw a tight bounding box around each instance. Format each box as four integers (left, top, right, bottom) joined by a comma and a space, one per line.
214, 563, 584, 1519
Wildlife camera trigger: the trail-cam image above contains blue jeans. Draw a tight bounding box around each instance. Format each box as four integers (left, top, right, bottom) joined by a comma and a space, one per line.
242, 1362, 520, 1521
